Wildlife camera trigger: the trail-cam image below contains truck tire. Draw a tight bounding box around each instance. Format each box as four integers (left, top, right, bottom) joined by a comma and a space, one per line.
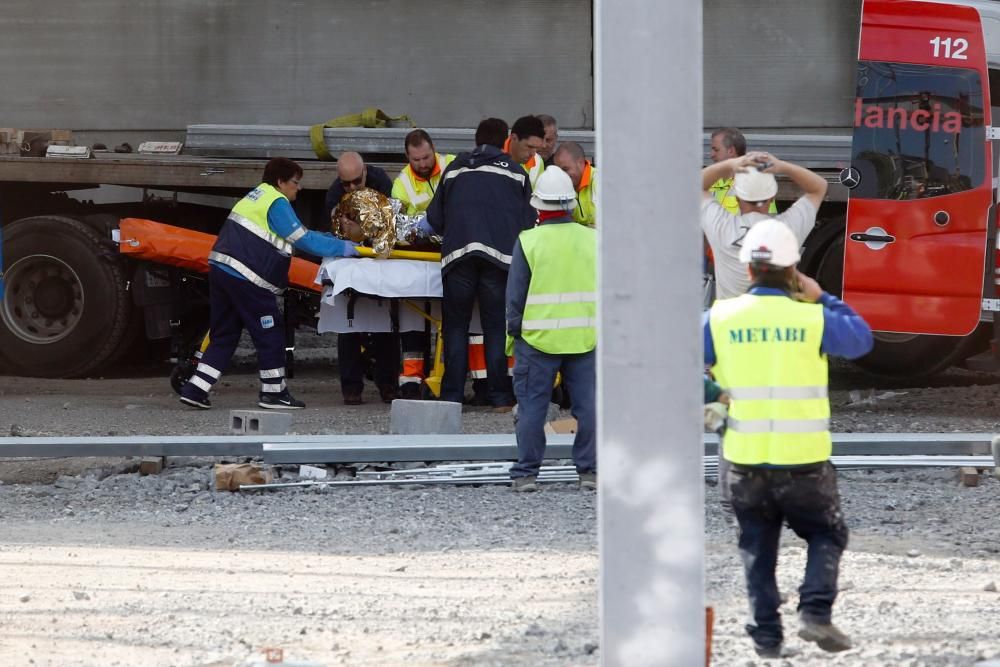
0, 215, 133, 377
809, 231, 967, 378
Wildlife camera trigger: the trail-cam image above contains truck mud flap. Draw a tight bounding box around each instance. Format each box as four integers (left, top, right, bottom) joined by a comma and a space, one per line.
118, 217, 321, 293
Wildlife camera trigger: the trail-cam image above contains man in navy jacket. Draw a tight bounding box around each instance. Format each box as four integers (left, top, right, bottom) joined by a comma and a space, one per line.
425, 118, 536, 409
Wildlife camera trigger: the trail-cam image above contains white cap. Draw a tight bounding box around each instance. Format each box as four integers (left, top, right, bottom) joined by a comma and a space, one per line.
738, 218, 800, 267
732, 168, 778, 202
530, 166, 577, 211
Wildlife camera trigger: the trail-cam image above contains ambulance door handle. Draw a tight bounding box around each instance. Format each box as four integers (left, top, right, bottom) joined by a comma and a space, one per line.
849, 226, 895, 250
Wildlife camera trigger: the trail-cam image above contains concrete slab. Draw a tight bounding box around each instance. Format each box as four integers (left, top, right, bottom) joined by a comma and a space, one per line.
389, 399, 462, 435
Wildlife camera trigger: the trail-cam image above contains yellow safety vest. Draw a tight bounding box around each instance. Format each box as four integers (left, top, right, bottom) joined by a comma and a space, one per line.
573, 162, 597, 227
391, 153, 456, 215
513, 222, 597, 354
709, 294, 831, 465
504, 137, 545, 189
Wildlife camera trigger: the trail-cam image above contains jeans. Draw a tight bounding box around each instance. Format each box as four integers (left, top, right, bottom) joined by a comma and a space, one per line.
509, 339, 596, 477
441, 257, 513, 406
727, 461, 848, 649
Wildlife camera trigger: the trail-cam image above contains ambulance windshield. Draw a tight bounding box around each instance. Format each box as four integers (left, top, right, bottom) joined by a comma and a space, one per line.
851, 60, 985, 200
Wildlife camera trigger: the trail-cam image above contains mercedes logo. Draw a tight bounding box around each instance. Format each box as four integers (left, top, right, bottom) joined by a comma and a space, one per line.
840, 167, 860, 189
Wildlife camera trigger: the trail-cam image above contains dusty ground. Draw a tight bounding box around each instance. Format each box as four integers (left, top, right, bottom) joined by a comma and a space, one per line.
3, 358, 1000, 665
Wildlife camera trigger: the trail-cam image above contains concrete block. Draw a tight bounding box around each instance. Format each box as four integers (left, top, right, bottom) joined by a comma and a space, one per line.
389, 399, 462, 435
230, 410, 292, 436
138, 456, 164, 476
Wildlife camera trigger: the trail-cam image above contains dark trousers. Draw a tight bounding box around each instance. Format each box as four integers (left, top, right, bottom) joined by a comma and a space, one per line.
337, 332, 400, 394
441, 257, 513, 406
727, 461, 849, 649
510, 339, 596, 477
182, 265, 286, 398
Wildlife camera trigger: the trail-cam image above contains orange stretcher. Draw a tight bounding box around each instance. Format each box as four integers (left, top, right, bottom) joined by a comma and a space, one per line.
118, 217, 322, 292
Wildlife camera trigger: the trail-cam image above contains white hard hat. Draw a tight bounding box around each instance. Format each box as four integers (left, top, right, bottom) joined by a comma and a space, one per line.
738, 218, 801, 267
732, 168, 778, 202
530, 166, 577, 211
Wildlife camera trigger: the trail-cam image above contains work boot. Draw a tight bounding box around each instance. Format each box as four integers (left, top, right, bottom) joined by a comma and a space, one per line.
398, 383, 421, 400
511, 475, 538, 492
258, 391, 306, 410
754, 643, 800, 659
378, 384, 399, 404
578, 472, 597, 490
342, 392, 363, 406
797, 615, 852, 653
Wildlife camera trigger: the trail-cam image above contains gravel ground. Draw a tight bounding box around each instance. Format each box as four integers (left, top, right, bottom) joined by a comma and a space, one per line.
4, 354, 1000, 665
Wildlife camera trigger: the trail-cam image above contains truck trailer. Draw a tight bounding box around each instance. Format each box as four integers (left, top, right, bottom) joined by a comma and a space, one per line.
2, 0, 1000, 380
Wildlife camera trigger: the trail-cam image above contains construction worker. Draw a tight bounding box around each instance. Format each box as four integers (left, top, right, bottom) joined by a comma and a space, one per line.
700, 151, 827, 299
389, 130, 455, 399
536, 114, 559, 167
424, 117, 535, 411
553, 141, 597, 227
328, 153, 400, 405
506, 166, 596, 491
503, 115, 546, 189
705, 219, 872, 658
391, 129, 456, 216
179, 157, 359, 411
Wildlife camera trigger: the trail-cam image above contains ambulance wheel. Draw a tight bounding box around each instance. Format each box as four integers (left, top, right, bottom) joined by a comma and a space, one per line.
0, 215, 132, 377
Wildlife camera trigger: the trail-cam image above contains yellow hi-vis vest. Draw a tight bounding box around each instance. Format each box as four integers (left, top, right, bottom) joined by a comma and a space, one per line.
573, 162, 597, 227
391, 153, 456, 215
709, 294, 831, 465
209, 182, 293, 294
515, 222, 597, 354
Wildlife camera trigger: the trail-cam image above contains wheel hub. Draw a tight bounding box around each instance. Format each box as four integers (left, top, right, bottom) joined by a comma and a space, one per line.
1, 254, 84, 344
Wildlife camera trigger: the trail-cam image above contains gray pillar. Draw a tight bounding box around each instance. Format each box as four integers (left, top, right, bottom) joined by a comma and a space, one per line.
596, 0, 705, 664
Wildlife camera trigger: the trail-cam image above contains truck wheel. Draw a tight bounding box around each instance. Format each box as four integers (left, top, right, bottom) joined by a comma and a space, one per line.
810, 232, 967, 378
0, 216, 132, 377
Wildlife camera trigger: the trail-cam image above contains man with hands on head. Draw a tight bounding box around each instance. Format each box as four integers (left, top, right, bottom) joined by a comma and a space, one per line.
700, 151, 828, 300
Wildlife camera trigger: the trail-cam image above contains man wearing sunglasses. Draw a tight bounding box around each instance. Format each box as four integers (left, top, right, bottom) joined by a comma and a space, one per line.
324, 151, 394, 220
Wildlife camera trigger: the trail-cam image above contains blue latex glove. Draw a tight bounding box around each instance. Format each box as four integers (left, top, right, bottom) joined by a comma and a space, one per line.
416, 217, 435, 237
344, 244, 361, 257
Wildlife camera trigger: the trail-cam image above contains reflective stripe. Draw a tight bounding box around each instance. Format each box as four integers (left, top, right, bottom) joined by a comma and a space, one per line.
469, 369, 488, 378
727, 417, 830, 434
260, 368, 285, 379
469, 336, 485, 345
522, 317, 597, 330
727, 386, 828, 400
441, 242, 512, 268
399, 376, 422, 385
189, 376, 212, 392
209, 251, 285, 295
228, 212, 292, 254
261, 380, 287, 393
196, 362, 221, 380
525, 291, 597, 306
399, 172, 430, 206
285, 226, 307, 243
443, 165, 525, 186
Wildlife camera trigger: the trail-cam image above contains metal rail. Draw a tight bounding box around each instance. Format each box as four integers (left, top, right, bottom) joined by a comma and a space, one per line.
0, 432, 995, 461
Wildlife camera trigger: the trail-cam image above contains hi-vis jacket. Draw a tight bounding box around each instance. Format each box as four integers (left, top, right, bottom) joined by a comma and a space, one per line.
210, 183, 297, 294
505, 216, 597, 356
704, 287, 873, 466
572, 162, 598, 227
391, 153, 456, 215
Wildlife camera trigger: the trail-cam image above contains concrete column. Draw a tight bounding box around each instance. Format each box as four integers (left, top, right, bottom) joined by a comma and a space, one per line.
595, 0, 705, 664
